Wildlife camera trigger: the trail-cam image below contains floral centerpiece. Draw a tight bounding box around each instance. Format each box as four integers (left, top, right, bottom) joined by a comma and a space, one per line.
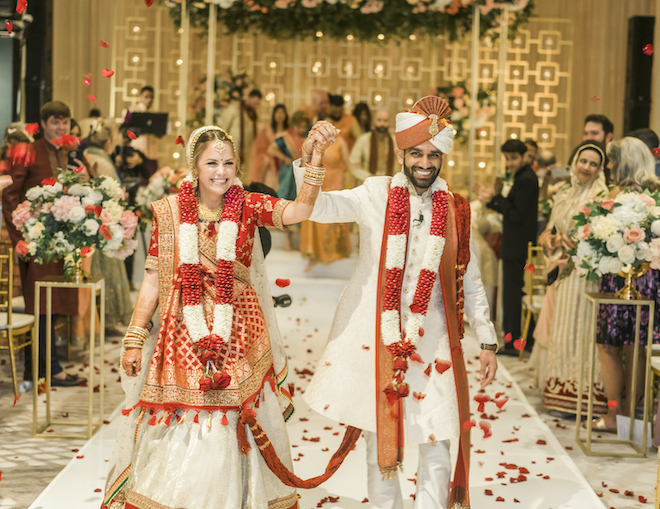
12, 170, 139, 278
134, 166, 187, 229
565, 190, 660, 282
435, 82, 496, 143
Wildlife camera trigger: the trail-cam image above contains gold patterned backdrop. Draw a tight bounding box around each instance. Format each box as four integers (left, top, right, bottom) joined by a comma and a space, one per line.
56, 2, 577, 191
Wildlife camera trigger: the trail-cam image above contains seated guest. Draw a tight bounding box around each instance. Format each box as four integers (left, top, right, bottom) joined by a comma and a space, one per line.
627, 127, 660, 177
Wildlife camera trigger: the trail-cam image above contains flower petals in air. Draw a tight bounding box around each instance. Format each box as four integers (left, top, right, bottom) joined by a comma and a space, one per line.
643, 43, 654, 55
16, 0, 27, 14
5, 22, 12, 34
275, 278, 290, 288
176, 135, 185, 146
127, 129, 137, 140
24, 122, 39, 135
87, 94, 97, 102
434, 358, 451, 374
101, 68, 114, 78
513, 338, 526, 351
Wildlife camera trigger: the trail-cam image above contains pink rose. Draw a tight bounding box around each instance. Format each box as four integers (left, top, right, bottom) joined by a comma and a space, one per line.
582, 224, 590, 239
99, 209, 113, 226
638, 193, 656, 207
120, 210, 138, 240
168, 174, 179, 184
580, 204, 591, 217
601, 200, 615, 211
51, 195, 80, 222
11, 201, 32, 229
16, 240, 29, 257
623, 227, 645, 243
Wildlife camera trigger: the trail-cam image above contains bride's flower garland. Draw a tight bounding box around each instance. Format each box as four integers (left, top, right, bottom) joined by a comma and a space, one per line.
178, 175, 244, 391
381, 171, 449, 399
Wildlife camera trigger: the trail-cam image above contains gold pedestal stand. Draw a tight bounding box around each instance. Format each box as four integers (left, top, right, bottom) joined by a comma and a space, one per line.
576, 292, 654, 457
32, 276, 106, 439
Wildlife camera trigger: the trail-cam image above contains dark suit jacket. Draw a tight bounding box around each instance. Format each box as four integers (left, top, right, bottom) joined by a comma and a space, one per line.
486, 165, 539, 260
2, 138, 78, 315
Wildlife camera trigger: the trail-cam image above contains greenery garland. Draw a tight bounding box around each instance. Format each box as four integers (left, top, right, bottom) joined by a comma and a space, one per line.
160, 0, 534, 42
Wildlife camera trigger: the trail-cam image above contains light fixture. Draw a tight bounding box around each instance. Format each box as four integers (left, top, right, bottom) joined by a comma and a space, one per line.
406, 66, 414, 75
175, 90, 181, 96
374, 94, 382, 102
178, 28, 184, 34
510, 133, 518, 139
409, 34, 416, 41
316, 31, 323, 38
544, 70, 551, 78
132, 55, 140, 63
176, 59, 183, 65
269, 61, 277, 69
173, 152, 181, 159
512, 100, 519, 107
344, 94, 351, 102
513, 69, 520, 76
448, 160, 455, 167
483, 68, 490, 77
133, 26, 140, 33
543, 103, 550, 110
478, 162, 486, 169
480, 130, 487, 137
265, 92, 275, 102
406, 97, 413, 105
131, 88, 138, 95
377, 34, 385, 40
346, 34, 354, 41
542, 133, 549, 140
375, 64, 383, 74
175, 121, 181, 127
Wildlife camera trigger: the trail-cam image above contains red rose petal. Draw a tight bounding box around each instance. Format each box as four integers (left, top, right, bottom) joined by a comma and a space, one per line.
13, 394, 21, 407
609, 488, 619, 494
463, 419, 476, 430
362, 499, 369, 504
643, 43, 654, 55
76, 455, 84, 459
275, 278, 290, 288
434, 358, 451, 374
513, 338, 526, 351
504, 332, 512, 343
596, 492, 603, 497
536, 439, 546, 445
484, 489, 493, 496
94, 488, 102, 493
624, 490, 634, 497
16, 0, 27, 14
592, 96, 600, 101
607, 400, 618, 410
74, 166, 85, 174
496, 497, 505, 502
601, 481, 608, 487
87, 94, 97, 102
176, 135, 185, 146
100, 40, 109, 48
524, 263, 535, 273
127, 129, 137, 140
513, 499, 520, 503
101, 68, 114, 78
423, 363, 432, 376
5, 22, 13, 34
145, 0, 154, 5
362, 345, 370, 350
639, 495, 648, 503
25, 122, 39, 135
495, 398, 508, 409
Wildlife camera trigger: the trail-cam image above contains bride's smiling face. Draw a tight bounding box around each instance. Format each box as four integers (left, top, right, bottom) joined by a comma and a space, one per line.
196, 141, 237, 197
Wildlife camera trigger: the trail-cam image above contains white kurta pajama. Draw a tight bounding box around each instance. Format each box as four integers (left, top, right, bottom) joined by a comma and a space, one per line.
294, 162, 497, 508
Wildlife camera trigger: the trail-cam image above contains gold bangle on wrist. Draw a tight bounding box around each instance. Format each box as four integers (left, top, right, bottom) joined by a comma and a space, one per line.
303, 164, 326, 186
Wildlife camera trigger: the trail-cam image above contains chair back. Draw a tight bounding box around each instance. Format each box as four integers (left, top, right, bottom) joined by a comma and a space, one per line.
0, 246, 14, 324
524, 242, 547, 308
0, 241, 21, 296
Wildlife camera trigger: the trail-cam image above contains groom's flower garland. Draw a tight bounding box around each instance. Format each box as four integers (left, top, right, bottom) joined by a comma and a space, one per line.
178, 175, 244, 391
381, 171, 449, 401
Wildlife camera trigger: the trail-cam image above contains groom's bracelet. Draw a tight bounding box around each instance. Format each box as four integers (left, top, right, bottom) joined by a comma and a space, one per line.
480, 343, 499, 353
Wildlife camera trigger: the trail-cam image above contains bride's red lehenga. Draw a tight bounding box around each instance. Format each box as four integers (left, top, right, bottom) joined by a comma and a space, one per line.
103, 190, 298, 509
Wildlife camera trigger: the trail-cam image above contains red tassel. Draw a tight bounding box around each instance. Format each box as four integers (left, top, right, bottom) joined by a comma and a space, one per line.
164, 413, 172, 426
221, 413, 229, 425
254, 397, 260, 409
148, 415, 157, 426
237, 415, 251, 455
194, 413, 200, 424
121, 408, 131, 416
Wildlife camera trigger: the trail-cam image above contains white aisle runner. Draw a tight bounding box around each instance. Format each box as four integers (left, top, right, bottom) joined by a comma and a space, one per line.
28, 250, 604, 509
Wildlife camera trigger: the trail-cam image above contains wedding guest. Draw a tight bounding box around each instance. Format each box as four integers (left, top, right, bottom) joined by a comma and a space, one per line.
249, 103, 288, 188
348, 110, 397, 184
581, 114, 614, 183
303, 89, 330, 124
593, 137, 660, 431
129, 86, 159, 165
538, 141, 608, 414
523, 138, 538, 170
627, 127, 660, 177
2, 100, 84, 386
352, 102, 372, 134
84, 124, 134, 331
478, 139, 539, 355
219, 88, 262, 173
270, 110, 310, 202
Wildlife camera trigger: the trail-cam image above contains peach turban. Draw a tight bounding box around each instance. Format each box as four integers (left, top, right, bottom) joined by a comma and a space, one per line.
395, 96, 455, 154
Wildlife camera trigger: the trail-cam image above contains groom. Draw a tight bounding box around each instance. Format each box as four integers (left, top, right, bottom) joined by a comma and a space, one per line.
295, 96, 498, 509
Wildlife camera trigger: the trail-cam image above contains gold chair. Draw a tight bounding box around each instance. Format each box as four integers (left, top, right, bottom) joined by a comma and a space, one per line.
0, 246, 35, 397
519, 241, 547, 360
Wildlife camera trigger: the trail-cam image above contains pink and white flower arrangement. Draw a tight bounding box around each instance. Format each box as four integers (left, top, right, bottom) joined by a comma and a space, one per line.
12, 171, 138, 267
135, 166, 187, 228
568, 190, 660, 280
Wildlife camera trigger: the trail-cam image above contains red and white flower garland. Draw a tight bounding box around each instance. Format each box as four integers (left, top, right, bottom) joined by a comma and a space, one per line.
178, 175, 244, 363
381, 171, 449, 359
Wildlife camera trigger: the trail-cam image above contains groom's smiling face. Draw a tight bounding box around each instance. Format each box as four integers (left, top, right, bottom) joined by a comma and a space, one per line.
395, 141, 444, 194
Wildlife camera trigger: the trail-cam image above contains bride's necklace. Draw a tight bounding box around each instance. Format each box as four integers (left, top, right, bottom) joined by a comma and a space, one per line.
178, 176, 244, 391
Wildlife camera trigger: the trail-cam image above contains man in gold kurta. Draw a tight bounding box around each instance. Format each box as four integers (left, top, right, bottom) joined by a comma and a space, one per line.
349, 110, 397, 183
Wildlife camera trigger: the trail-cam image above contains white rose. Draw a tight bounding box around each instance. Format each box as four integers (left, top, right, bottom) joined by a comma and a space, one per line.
99, 177, 123, 199
606, 234, 625, 253
598, 256, 613, 275
68, 184, 87, 197
88, 190, 104, 204
105, 224, 125, 251
636, 241, 652, 261
652, 206, 660, 217
102, 200, 124, 223
81, 197, 95, 207
42, 182, 63, 199
83, 218, 100, 236
26, 187, 42, 201
68, 206, 86, 223
28, 241, 37, 256
618, 245, 636, 265
607, 257, 623, 274
652, 220, 660, 237
28, 221, 44, 239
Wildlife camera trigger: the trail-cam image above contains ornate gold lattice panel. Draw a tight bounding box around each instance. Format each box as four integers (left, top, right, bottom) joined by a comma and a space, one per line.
110, 3, 573, 191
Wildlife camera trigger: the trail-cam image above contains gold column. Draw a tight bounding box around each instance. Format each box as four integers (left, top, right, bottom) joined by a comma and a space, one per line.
205, 3, 217, 126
